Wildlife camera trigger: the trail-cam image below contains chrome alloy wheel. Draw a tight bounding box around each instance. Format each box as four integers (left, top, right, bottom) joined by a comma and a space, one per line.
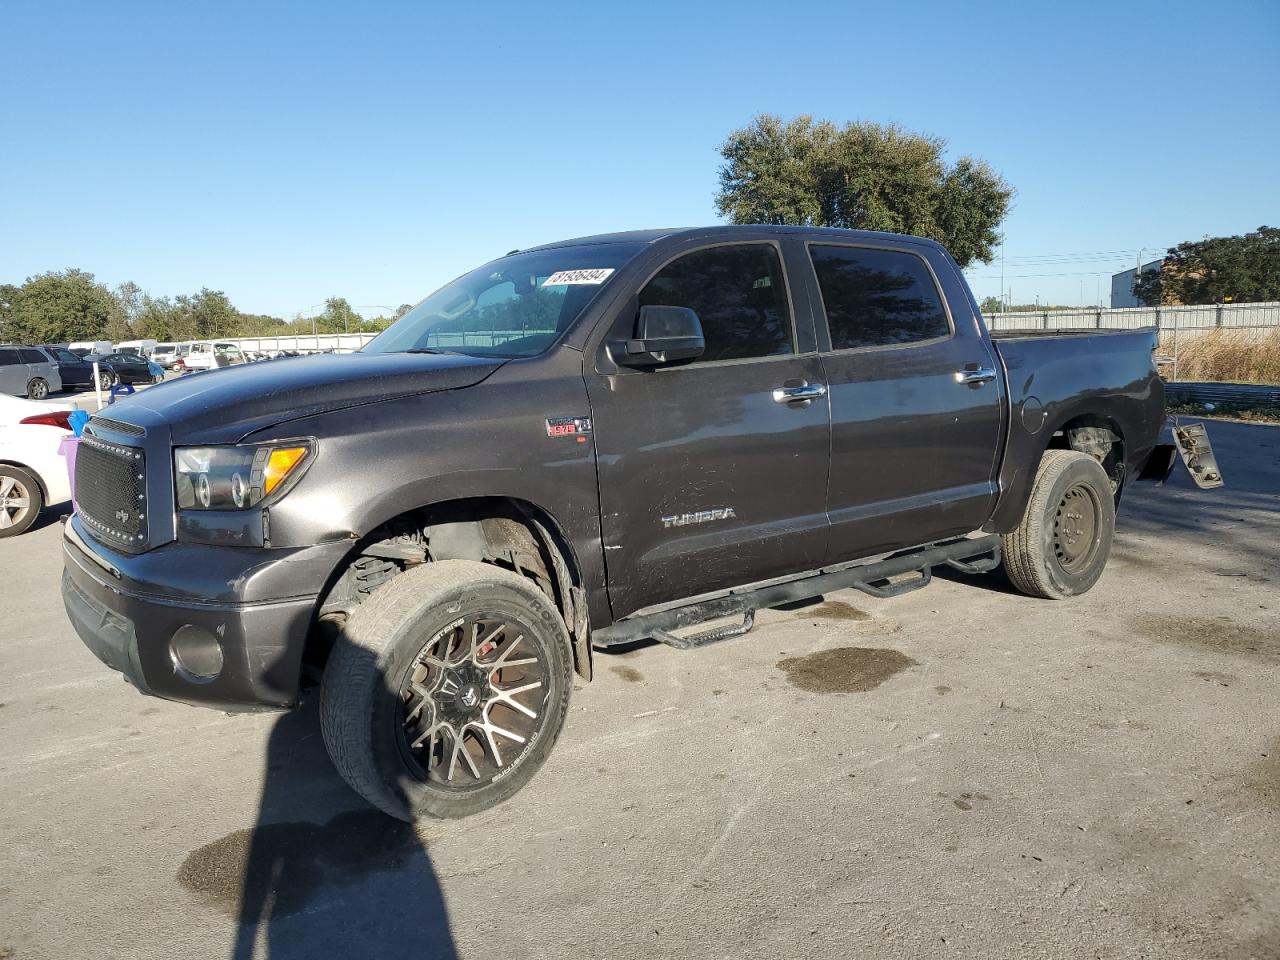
397, 614, 549, 789
0, 475, 33, 531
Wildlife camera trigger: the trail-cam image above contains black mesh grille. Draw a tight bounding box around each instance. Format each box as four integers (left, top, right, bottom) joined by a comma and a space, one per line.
87, 416, 145, 438
75, 437, 148, 550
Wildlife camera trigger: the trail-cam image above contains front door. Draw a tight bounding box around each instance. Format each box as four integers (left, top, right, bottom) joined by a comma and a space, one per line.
587, 242, 831, 618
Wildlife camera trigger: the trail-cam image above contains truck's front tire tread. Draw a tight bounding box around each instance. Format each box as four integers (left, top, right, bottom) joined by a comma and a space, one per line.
320, 558, 573, 821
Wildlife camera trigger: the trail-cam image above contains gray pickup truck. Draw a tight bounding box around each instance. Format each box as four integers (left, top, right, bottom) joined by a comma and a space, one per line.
61, 225, 1215, 821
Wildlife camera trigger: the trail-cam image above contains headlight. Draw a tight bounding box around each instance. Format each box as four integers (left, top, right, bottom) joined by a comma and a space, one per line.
174, 441, 313, 510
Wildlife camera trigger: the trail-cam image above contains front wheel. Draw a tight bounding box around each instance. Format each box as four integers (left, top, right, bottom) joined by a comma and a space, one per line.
320, 559, 574, 821
1001, 449, 1115, 599
26, 378, 49, 400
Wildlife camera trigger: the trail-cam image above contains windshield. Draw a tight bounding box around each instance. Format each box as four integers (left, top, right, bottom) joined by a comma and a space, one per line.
362, 242, 646, 359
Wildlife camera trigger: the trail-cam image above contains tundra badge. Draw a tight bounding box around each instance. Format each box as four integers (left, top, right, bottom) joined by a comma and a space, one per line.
661, 507, 737, 529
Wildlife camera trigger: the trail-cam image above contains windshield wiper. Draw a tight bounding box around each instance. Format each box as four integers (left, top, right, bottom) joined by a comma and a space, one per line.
402, 347, 465, 355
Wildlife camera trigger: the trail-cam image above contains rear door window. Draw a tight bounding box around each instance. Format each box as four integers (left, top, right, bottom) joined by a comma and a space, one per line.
810, 245, 951, 350
19, 348, 46, 364
638, 244, 793, 362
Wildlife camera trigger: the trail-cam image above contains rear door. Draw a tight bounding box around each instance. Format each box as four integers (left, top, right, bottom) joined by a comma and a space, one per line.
19, 348, 57, 389
0, 348, 25, 395
586, 241, 830, 618
53, 348, 90, 385
804, 242, 1004, 563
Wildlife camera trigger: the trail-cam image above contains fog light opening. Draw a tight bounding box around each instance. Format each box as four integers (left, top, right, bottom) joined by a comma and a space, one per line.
169, 624, 224, 683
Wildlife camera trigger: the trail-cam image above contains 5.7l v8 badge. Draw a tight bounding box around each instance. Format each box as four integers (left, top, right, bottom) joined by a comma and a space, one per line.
546, 416, 592, 438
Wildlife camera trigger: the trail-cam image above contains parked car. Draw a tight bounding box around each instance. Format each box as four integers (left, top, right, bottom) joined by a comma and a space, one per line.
179, 342, 247, 372
151, 343, 193, 369
61, 225, 1217, 823
83, 351, 161, 389
36, 345, 94, 391
0, 344, 63, 399
0, 393, 72, 536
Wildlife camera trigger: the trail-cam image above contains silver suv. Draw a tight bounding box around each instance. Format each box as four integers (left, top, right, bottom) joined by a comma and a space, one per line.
0, 344, 64, 399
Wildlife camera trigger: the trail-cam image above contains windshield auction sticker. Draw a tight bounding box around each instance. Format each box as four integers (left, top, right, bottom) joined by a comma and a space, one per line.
542, 268, 615, 286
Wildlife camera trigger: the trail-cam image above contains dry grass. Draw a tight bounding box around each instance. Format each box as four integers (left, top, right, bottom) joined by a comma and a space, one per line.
1163, 328, 1280, 384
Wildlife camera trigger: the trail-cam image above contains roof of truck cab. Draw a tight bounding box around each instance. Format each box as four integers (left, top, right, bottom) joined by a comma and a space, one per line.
520, 224, 947, 253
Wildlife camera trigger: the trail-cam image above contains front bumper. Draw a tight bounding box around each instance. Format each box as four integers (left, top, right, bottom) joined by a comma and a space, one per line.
61, 517, 349, 710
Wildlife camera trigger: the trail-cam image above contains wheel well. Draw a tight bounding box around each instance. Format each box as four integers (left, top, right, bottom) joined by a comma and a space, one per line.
305, 497, 592, 685
0, 460, 47, 502
1046, 416, 1126, 494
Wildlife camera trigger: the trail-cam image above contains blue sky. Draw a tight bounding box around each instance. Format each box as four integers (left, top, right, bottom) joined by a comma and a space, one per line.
2, 0, 1277, 316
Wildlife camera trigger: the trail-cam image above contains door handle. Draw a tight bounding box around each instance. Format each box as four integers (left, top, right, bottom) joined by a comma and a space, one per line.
954, 366, 997, 386
772, 381, 828, 404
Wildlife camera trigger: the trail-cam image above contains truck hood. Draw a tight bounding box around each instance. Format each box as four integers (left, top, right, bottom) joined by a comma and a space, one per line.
112, 352, 505, 444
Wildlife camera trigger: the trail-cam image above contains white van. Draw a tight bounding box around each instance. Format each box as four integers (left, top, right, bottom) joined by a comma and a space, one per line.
116, 339, 159, 357
68, 340, 112, 357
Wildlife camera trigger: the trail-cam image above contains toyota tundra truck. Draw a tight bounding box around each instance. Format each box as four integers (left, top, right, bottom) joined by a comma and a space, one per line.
60, 225, 1215, 821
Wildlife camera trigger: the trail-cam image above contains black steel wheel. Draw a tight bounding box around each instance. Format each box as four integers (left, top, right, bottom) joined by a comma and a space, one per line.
321, 559, 573, 821
1053, 482, 1102, 575
1002, 449, 1115, 599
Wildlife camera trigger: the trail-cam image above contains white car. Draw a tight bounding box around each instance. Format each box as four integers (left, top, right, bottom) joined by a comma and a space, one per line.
152, 342, 193, 369
178, 342, 246, 372
0, 394, 74, 537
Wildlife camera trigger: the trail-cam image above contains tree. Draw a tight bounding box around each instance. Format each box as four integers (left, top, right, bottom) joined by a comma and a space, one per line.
313, 296, 362, 333
8, 269, 118, 343
980, 296, 1003, 314
1134, 226, 1280, 306
716, 115, 1013, 267
0, 283, 19, 341
393, 303, 414, 320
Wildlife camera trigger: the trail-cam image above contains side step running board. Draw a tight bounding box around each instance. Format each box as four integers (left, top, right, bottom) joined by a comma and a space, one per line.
592, 536, 1001, 650
652, 608, 757, 650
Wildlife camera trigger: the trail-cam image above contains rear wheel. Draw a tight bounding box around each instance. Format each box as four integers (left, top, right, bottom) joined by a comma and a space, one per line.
97, 370, 116, 391
320, 559, 573, 821
26, 378, 49, 400
1001, 449, 1115, 599
0, 466, 43, 538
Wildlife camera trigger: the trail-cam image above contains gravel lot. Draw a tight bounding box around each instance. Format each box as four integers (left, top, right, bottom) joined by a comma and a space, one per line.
1, 419, 1277, 960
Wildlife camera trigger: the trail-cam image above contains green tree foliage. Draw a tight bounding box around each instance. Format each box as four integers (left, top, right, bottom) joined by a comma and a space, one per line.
1134, 226, 1280, 306
716, 115, 1013, 267
312, 296, 363, 333
6, 269, 119, 343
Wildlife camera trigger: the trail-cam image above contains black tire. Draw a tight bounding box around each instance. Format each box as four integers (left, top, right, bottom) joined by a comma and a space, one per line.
320, 559, 574, 822
26, 378, 49, 400
0, 465, 44, 538
97, 370, 116, 391
1002, 449, 1115, 599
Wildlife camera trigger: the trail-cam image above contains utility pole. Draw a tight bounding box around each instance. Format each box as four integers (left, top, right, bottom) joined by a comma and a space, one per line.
1000, 231, 1005, 311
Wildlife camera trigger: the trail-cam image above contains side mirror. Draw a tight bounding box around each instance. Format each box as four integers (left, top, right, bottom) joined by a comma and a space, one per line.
611, 305, 705, 367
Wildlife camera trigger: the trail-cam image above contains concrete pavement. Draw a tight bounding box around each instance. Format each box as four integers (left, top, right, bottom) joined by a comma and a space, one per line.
1, 420, 1277, 959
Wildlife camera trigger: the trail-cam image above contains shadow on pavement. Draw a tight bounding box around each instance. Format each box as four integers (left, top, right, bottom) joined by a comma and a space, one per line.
178, 692, 459, 959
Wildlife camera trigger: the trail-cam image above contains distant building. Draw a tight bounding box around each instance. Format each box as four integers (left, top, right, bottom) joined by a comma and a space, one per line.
1110, 259, 1163, 308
